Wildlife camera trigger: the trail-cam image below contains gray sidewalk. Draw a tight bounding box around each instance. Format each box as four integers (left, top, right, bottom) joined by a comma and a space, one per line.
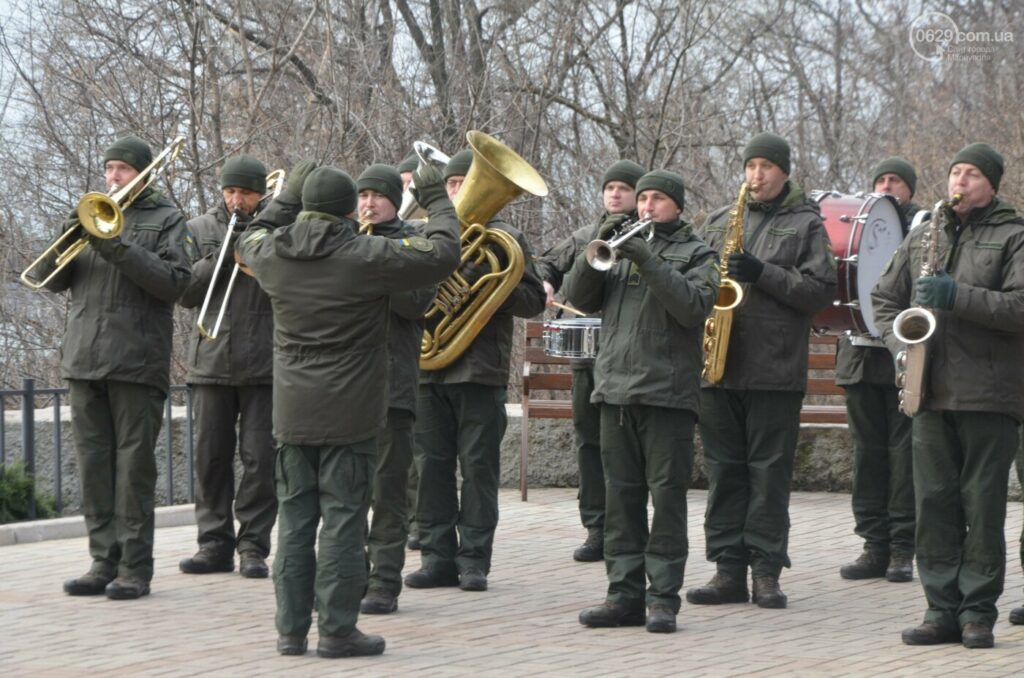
2, 489, 1023, 676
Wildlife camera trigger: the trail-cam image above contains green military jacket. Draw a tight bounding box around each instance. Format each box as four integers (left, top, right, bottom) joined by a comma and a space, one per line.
38, 188, 193, 393
872, 197, 1024, 420
237, 198, 460, 446
420, 218, 547, 387
563, 219, 719, 414
179, 201, 273, 385
373, 217, 436, 415
698, 180, 837, 392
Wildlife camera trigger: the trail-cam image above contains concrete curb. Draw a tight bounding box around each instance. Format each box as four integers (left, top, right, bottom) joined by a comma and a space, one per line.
0, 504, 196, 547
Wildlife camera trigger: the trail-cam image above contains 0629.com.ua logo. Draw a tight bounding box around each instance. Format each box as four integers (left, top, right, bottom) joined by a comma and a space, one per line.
909, 11, 1013, 63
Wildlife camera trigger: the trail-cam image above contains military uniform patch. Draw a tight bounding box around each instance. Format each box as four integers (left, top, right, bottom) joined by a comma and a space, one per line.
183, 232, 199, 263
404, 236, 434, 252
244, 230, 269, 245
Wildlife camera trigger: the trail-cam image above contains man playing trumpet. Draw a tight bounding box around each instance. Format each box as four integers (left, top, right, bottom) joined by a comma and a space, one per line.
178, 155, 278, 579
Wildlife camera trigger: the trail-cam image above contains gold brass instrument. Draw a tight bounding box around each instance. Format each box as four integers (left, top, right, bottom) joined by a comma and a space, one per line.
892, 193, 962, 416
21, 136, 185, 290
420, 130, 548, 371
701, 182, 755, 384
197, 169, 286, 340
398, 141, 451, 220
584, 217, 654, 271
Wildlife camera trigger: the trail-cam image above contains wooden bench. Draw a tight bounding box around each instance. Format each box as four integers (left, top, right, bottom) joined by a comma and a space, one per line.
519, 321, 848, 500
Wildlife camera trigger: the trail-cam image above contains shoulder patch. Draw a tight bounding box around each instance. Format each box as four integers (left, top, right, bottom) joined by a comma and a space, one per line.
244, 230, 269, 245
404, 236, 434, 252
183, 232, 199, 262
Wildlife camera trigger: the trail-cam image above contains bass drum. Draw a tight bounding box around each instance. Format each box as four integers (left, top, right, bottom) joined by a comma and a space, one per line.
812, 191, 906, 337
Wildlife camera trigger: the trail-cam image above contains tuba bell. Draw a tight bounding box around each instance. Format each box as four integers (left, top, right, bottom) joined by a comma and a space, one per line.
21, 137, 185, 289
420, 131, 548, 371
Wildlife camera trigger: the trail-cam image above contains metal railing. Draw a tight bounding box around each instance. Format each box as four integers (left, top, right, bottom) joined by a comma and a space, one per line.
0, 378, 195, 519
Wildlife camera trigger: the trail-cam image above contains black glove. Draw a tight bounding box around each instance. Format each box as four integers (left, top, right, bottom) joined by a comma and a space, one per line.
596, 213, 630, 241
88, 234, 124, 260
61, 208, 80, 234
727, 251, 764, 283
458, 260, 486, 287
410, 164, 446, 209
284, 160, 318, 199
616, 235, 652, 265
915, 270, 958, 310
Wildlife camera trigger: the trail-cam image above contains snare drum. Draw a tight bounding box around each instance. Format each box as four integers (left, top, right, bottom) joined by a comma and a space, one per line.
811, 191, 906, 336
542, 318, 601, 359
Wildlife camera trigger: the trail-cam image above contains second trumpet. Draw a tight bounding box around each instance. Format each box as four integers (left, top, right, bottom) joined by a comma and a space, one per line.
584, 217, 654, 271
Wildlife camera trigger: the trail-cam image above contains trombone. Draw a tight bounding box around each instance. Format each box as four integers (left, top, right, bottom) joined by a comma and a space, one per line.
21, 136, 186, 290
584, 216, 654, 271
397, 141, 451, 220
196, 169, 285, 340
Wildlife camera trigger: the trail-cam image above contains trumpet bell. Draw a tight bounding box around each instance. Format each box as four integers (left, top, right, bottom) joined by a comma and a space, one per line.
584, 240, 615, 271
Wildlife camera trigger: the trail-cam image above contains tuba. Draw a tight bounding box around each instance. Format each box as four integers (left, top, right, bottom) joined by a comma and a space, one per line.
892, 193, 962, 416
21, 137, 185, 289
420, 131, 548, 371
701, 182, 754, 384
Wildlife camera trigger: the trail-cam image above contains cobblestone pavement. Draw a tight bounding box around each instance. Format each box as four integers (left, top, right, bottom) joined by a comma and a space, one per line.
2, 489, 1023, 676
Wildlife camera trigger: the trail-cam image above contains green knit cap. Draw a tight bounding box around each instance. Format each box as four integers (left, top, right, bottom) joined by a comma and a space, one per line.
871, 156, 917, 197
396, 152, 419, 174
302, 166, 357, 218
221, 154, 268, 193
444, 149, 474, 179
743, 132, 791, 175
357, 164, 403, 210
950, 142, 1003, 192
635, 169, 686, 212
103, 135, 153, 172
601, 160, 645, 189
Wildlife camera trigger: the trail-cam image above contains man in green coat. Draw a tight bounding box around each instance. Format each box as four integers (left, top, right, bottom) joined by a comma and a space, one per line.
688, 133, 836, 610
566, 170, 718, 633
32, 136, 194, 600
873, 143, 1024, 649
406, 149, 547, 593
178, 155, 277, 579
354, 164, 437, 615
536, 159, 644, 562
237, 162, 460, 658
836, 156, 921, 583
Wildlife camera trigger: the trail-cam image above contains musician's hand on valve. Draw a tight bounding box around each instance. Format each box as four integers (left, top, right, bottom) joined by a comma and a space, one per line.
283, 160, 317, 200
727, 251, 765, 283
596, 212, 630, 240
410, 164, 446, 208
616, 235, 653, 265
458, 260, 486, 287
915, 270, 958, 310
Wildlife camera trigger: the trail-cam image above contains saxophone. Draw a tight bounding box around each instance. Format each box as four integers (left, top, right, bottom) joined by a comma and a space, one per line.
701, 182, 755, 383
891, 193, 962, 416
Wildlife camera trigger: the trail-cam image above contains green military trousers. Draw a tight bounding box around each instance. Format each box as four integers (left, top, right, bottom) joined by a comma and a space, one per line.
699, 388, 803, 578
844, 382, 914, 557
913, 410, 1018, 631
273, 440, 374, 638
600, 404, 695, 613
191, 384, 277, 558
414, 383, 506, 575
572, 364, 604, 532
367, 408, 415, 595
67, 379, 164, 582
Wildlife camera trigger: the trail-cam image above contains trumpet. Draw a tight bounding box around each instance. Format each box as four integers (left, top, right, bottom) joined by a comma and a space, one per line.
584, 216, 654, 271
196, 169, 285, 340
21, 136, 185, 289
397, 141, 451, 220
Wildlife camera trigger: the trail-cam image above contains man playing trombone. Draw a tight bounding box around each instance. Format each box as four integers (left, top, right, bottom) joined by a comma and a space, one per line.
177, 155, 278, 579
30, 135, 194, 600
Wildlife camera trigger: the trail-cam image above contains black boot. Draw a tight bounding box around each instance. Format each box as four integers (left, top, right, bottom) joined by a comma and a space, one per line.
578, 602, 645, 628
1009, 606, 1024, 625
646, 605, 677, 633
751, 575, 787, 609
885, 553, 913, 583
179, 545, 234, 574
360, 588, 398, 614
317, 628, 386, 658
685, 572, 749, 605
961, 622, 994, 649
839, 549, 889, 580
239, 552, 269, 579
901, 622, 961, 645
63, 571, 114, 596
573, 529, 604, 562
404, 567, 459, 588
105, 575, 151, 600
276, 635, 307, 656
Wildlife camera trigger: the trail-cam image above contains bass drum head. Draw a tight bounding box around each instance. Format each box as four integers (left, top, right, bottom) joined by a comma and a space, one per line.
856, 194, 904, 336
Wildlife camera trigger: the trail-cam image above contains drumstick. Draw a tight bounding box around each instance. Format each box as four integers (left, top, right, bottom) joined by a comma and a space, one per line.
551, 301, 586, 317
